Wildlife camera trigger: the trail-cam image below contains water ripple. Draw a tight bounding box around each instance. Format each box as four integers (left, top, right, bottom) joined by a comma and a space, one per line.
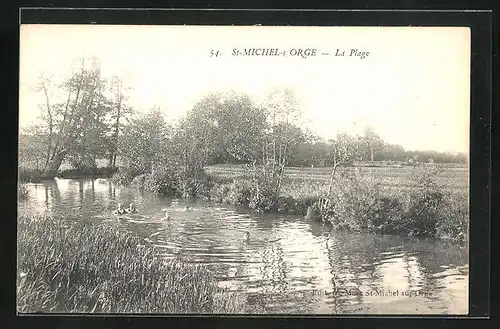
19, 179, 469, 314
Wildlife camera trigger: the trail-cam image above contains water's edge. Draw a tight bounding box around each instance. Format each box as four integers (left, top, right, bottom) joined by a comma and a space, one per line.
18, 178, 469, 314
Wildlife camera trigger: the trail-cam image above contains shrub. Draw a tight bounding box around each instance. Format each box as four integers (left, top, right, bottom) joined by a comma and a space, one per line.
143, 167, 179, 196
276, 196, 298, 214
192, 173, 215, 200
130, 174, 147, 189
371, 197, 407, 235
210, 183, 231, 203
205, 172, 235, 185
201, 164, 467, 242
209, 179, 255, 208
111, 167, 142, 186
224, 180, 253, 207
436, 191, 468, 243
177, 178, 203, 199
400, 166, 448, 237
175, 167, 213, 199
58, 167, 118, 179
19, 167, 42, 183
304, 202, 322, 222
248, 183, 278, 213
326, 174, 382, 231
280, 178, 328, 199
116, 163, 211, 199
18, 183, 29, 201
403, 190, 443, 237
320, 167, 453, 237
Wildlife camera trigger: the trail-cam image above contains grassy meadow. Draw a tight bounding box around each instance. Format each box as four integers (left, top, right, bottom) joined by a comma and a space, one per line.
205, 164, 469, 199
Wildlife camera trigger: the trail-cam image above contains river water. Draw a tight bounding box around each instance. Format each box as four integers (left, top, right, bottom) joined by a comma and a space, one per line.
18, 178, 469, 314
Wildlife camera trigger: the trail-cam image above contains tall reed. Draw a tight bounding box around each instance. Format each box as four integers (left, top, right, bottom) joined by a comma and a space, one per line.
17, 215, 242, 313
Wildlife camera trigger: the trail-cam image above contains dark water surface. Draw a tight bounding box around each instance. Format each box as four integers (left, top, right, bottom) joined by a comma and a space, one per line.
18, 178, 468, 314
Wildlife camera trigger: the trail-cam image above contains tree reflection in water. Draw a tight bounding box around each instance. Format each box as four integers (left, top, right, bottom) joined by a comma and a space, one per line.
321, 231, 468, 313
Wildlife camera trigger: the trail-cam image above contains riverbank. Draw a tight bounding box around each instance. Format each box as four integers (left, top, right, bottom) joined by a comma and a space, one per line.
116, 164, 468, 244
17, 214, 242, 313
207, 176, 467, 243
19, 167, 118, 182
19, 162, 468, 243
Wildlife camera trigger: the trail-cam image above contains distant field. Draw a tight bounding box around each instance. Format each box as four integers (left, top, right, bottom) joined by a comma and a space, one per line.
205, 163, 468, 182
205, 164, 469, 199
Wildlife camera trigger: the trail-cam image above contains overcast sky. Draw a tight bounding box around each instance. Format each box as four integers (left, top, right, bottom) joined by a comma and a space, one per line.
19, 25, 470, 153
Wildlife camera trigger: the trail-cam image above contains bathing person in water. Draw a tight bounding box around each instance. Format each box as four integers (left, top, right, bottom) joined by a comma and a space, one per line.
164, 211, 171, 220
184, 205, 192, 211
114, 203, 126, 215
126, 202, 137, 213
242, 231, 280, 244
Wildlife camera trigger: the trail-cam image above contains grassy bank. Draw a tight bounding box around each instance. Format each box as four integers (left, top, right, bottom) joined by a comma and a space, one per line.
18, 167, 43, 183
204, 173, 467, 243
110, 163, 468, 243
111, 161, 470, 243
18, 166, 118, 182
17, 215, 242, 313
57, 167, 118, 179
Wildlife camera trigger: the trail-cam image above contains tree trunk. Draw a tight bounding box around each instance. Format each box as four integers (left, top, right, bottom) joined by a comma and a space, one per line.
41, 81, 54, 172
108, 153, 114, 169
41, 152, 66, 178
327, 154, 338, 197
110, 78, 123, 169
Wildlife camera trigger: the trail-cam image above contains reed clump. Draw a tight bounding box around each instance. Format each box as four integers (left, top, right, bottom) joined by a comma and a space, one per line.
17, 215, 242, 313
18, 183, 30, 201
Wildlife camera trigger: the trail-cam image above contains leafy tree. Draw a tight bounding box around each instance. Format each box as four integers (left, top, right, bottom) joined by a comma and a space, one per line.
65, 71, 112, 170
119, 107, 171, 174
258, 88, 305, 198
274, 123, 309, 166
18, 125, 48, 172
261, 87, 302, 165
107, 75, 134, 169
360, 126, 385, 161
327, 133, 360, 196
34, 56, 110, 177
178, 91, 268, 166
380, 143, 406, 162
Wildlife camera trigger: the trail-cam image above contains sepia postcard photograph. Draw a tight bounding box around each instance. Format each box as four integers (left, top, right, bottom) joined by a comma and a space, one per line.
17, 24, 470, 315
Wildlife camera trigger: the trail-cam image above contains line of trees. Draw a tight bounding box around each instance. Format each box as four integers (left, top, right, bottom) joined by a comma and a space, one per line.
287, 132, 467, 167
19, 56, 467, 180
